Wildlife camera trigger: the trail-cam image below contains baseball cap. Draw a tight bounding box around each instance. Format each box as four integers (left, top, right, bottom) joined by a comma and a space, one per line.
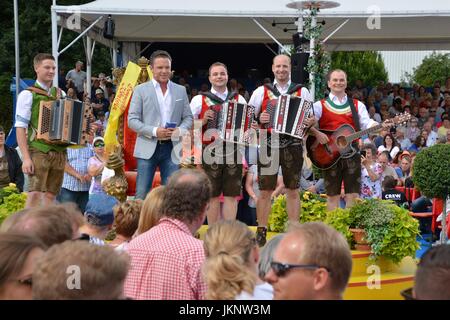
84, 194, 118, 227
95, 88, 104, 95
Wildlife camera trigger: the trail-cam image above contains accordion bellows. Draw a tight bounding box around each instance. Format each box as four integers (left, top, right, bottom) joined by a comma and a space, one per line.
37, 99, 93, 145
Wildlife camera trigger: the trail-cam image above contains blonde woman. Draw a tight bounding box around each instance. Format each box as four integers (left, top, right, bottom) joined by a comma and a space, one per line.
135, 186, 165, 236
203, 220, 273, 300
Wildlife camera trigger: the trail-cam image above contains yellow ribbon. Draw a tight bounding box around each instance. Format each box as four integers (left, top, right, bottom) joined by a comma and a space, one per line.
104, 62, 142, 153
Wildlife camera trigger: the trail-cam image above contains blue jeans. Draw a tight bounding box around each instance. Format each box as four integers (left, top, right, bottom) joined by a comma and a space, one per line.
135, 143, 179, 199
411, 196, 432, 212
57, 188, 89, 213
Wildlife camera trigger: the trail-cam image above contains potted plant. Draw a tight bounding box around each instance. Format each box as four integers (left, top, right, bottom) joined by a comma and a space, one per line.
413, 144, 450, 239
269, 195, 420, 264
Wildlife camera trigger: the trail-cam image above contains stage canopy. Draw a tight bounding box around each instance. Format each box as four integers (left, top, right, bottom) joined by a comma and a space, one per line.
53, 0, 450, 51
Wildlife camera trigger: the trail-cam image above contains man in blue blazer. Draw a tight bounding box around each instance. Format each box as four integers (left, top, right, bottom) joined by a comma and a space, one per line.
128, 50, 193, 199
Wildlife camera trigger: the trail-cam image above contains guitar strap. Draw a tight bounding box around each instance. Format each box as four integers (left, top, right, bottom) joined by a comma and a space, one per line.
347, 98, 361, 151
348, 98, 360, 132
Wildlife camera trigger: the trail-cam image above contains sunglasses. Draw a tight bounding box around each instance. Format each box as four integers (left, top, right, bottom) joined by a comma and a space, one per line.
270, 261, 330, 277
94, 142, 105, 147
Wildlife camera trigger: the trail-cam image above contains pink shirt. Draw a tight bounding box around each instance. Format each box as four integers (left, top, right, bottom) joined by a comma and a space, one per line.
124, 218, 206, 300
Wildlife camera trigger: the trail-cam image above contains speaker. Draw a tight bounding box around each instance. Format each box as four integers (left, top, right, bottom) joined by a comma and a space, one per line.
292, 32, 309, 51
291, 52, 310, 85
103, 16, 115, 40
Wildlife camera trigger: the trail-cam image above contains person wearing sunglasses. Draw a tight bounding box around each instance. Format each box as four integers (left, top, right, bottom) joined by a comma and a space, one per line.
0, 232, 47, 300
87, 136, 113, 195
265, 222, 352, 300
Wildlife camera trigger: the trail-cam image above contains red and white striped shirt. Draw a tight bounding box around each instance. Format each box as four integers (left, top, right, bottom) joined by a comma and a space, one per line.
124, 218, 206, 300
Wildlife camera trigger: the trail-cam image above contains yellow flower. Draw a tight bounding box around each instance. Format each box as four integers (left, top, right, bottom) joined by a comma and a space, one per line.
8, 183, 16, 188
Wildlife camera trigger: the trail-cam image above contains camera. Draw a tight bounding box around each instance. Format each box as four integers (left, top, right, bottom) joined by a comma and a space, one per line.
360, 150, 366, 157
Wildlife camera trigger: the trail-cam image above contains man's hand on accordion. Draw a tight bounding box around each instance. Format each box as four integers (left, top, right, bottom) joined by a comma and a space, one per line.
259, 111, 270, 124
202, 110, 215, 126
304, 116, 317, 129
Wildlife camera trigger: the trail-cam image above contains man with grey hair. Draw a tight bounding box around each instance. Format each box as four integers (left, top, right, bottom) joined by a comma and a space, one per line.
265, 222, 352, 300
66, 61, 86, 101
394, 127, 412, 151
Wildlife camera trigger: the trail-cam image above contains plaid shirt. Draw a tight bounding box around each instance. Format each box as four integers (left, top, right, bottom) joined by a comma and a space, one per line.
124, 218, 206, 300
62, 145, 94, 191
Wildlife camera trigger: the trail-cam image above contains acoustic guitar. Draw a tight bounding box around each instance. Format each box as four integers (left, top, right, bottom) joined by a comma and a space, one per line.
306, 113, 411, 170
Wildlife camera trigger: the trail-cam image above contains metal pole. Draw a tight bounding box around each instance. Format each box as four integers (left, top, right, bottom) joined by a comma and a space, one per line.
14, 0, 20, 96
59, 15, 104, 56
112, 46, 117, 68
309, 12, 316, 100
51, 1, 59, 87
86, 36, 92, 98
252, 19, 291, 55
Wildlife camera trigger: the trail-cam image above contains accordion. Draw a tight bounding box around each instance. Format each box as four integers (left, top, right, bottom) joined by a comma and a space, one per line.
207, 100, 256, 145
266, 94, 313, 140
37, 99, 93, 145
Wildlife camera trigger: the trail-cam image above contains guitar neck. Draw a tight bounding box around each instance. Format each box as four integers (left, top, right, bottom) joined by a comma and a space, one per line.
345, 124, 383, 142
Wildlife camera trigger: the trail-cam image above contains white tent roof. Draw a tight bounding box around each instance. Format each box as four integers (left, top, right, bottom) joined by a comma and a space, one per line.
53, 0, 450, 50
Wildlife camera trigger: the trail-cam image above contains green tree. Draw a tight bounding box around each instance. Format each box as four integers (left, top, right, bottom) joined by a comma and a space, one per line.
409, 52, 450, 87
0, 0, 112, 133
330, 51, 388, 88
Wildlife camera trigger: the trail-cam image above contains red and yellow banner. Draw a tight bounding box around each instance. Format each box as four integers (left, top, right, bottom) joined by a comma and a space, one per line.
104, 61, 143, 153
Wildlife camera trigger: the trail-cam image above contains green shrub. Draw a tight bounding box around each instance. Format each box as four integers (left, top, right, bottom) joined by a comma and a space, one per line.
324, 208, 354, 245
0, 184, 27, 225
413, 144, 450, 199
269, 191, 327, 232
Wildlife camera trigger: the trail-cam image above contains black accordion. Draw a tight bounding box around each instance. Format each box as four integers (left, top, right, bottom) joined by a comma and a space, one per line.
37, 99, 93, 145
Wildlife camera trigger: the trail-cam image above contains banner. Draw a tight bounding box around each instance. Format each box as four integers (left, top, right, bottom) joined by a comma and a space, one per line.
104, 61, 142, 153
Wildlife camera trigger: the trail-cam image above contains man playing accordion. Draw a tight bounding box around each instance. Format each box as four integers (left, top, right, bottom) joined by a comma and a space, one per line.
249, 54, 314, 246
190, 62, 248, 224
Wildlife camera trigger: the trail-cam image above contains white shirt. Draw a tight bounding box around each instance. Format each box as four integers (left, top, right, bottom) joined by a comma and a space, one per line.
235, 282, 274, 300
377, 145, 400, 160
151, 79, 173, 137
248, 80, 312, 115
190, 87, 247, 119
312, 93, 378, 130
15, 80, 66, 129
